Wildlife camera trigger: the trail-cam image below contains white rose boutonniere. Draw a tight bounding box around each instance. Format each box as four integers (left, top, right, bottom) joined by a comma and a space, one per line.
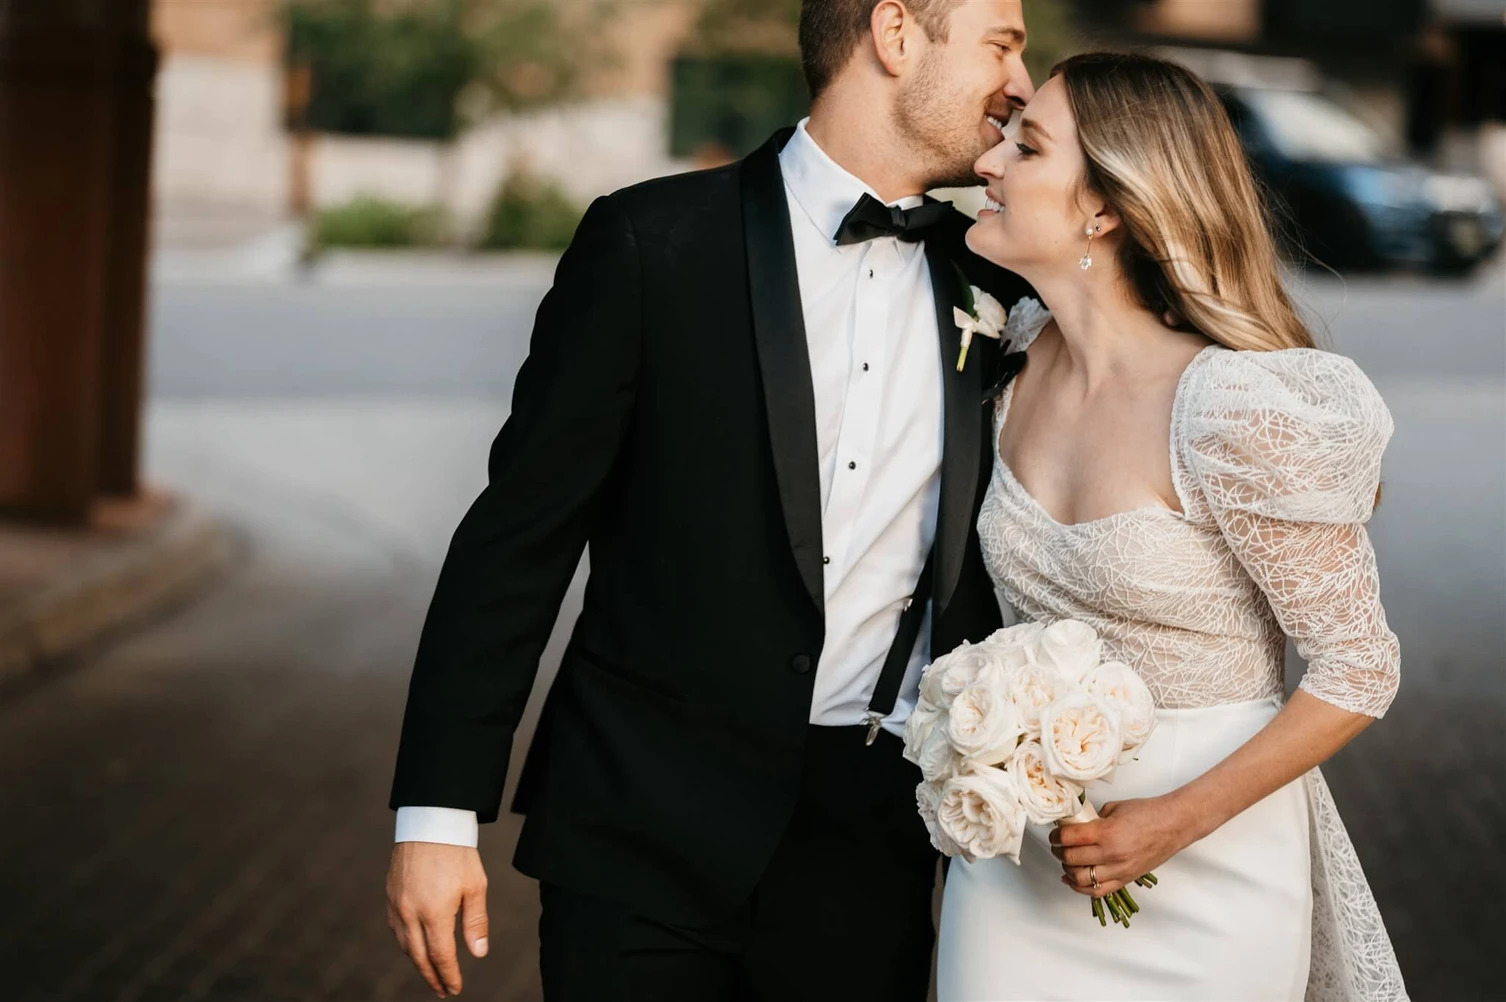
953, 284, 1006, 372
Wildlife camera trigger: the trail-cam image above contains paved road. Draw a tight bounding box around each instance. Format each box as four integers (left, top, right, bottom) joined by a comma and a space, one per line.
0, 254, 1501, 1001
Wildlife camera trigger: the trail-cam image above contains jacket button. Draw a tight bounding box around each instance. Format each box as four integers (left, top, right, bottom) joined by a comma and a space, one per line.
789, 654, 813, 675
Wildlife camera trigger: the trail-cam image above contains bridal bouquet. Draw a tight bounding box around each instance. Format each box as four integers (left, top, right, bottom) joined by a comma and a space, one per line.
903, 619, 1159, 928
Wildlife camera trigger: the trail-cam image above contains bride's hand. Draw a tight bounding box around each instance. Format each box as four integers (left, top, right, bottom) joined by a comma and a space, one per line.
1048, 794, 1199, 898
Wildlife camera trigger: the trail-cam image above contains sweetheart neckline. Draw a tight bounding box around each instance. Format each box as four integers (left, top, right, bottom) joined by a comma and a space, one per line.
990, 343, 1220, 530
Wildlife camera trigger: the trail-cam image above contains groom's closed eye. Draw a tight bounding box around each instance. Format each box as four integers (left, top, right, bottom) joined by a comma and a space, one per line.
987, 27, 1026, 51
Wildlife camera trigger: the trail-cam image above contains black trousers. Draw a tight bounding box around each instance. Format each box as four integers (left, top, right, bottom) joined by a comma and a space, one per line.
537, 725, 940, 1002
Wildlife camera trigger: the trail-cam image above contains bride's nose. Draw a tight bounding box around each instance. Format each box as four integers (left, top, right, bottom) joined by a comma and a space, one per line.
974, 144, 1007, 183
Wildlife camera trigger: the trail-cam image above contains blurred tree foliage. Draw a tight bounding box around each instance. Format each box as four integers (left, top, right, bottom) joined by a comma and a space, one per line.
670, 0, 806, 158
284, 0, 611, 139
1019, 0, 1080, 86
691, 0, 802, 56
672, 0, 1081, 159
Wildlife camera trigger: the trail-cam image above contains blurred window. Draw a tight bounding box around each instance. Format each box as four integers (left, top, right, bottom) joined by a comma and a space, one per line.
1238, 89, 1400, 163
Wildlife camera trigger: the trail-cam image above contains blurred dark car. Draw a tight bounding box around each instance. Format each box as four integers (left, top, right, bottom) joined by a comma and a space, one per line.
1217, 84, 1505, 273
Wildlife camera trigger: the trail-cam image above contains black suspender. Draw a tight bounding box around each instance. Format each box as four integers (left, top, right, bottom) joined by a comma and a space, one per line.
862, 549, 936, 745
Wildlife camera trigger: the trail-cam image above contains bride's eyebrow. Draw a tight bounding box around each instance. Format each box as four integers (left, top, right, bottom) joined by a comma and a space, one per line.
1020, 118, 1052, 143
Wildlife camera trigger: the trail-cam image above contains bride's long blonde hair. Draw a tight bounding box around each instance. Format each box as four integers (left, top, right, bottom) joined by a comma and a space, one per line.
1053, 52, 1314, 352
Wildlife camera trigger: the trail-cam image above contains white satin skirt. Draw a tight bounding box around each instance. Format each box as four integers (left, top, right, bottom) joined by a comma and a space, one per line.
937, 696, 1313, 1002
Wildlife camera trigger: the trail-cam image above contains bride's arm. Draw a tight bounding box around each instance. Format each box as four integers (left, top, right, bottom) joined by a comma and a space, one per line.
1052, 689, 1372, 898
1054, 350, 1400, 898
1055, 519, 1397, 898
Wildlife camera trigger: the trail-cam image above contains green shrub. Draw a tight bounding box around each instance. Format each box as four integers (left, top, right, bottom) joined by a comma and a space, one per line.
286, 1, 475, 140
479, 171, 581, 250
310, 196, 448, 249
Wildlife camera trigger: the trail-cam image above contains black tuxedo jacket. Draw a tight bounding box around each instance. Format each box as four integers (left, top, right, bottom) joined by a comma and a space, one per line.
390, 129, 1033, 924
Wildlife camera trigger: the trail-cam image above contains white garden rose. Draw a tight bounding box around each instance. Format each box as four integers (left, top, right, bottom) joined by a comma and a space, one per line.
947, 677, 1023, 766
917, 661, 947, 709
1001, 660, 1068, 738
915, 779, 962, 856
976, 622, 1045, 670
902, 701, 943, 767
1083, 660, 1157, 760
1036, 619, 1101, 682
1008, 740, 1084, 824
1039, 692, 1123, 782
936, 767, 1027, 863
916, 715, 961, 782
919, 644, 1000, 709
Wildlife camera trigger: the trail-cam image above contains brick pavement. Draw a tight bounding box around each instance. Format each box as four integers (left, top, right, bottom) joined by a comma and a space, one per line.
0, 489, 1499, 1001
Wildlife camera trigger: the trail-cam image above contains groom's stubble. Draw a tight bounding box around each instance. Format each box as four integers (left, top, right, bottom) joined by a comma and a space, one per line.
893, 42, 994, 191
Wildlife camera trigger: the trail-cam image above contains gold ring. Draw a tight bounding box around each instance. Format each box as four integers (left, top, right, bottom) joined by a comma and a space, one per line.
1089, 865, 1100, 890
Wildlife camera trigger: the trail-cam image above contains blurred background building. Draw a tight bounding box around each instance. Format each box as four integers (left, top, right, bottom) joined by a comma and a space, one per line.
135, 0, 1506, 274
0, 1, 1502, 1000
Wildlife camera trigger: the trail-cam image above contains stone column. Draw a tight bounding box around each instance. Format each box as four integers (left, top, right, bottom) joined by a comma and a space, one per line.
96, 10, 157, 498
0, 0, 154, 521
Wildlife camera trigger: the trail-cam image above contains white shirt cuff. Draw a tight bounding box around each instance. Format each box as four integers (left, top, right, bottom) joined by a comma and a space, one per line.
394, 806, 479, 847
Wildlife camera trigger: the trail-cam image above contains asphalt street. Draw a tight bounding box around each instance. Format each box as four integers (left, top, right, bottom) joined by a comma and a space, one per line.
0, 250, 1500, 1001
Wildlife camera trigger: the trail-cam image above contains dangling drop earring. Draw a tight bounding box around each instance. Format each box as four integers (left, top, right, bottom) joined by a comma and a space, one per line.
1079, 223, 1101, 271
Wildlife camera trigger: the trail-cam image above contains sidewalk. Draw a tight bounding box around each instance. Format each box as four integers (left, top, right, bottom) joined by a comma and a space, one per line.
0, 491, 233, 691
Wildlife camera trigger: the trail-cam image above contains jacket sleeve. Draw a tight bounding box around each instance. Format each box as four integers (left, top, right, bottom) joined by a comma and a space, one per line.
390, 194, 642, 821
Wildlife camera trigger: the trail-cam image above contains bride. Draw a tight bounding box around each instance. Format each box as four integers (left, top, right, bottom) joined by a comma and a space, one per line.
934, 53, 1407, 1000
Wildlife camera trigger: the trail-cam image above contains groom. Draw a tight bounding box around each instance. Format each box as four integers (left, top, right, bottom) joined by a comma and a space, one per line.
387, 1, 1035, 998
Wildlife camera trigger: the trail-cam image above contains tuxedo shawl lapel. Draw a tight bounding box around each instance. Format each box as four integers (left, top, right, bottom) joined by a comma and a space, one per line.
741, 130, 825, 615
925, 237, 984, 618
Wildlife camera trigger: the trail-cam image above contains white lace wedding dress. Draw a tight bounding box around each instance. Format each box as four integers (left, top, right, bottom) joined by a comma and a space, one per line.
935, 300, 1408, 1002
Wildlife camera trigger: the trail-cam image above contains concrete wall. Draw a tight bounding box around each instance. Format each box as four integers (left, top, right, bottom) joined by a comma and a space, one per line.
152, 54, 291, 216
150, 0, 289, 216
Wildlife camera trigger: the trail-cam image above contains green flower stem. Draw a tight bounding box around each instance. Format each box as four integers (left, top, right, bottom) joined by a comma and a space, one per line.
1105, 894, 1126, 926
1087, 870, 1158, 929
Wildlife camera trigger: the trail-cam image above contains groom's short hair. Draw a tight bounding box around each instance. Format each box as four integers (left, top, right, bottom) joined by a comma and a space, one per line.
799, 0, 957, 98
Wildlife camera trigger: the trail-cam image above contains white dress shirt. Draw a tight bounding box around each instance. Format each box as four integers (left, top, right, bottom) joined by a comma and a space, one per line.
396, 119, 944, 847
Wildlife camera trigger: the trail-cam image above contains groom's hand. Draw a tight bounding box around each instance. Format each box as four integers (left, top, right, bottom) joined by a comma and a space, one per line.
386, 842, 489, 998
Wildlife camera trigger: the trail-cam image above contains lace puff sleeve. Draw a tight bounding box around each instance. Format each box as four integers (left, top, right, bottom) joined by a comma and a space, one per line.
1002, 296, 1052, 351
1177, 349, 1400, 718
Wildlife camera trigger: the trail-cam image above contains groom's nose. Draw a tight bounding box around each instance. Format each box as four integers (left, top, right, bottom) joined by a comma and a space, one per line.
1003, 59, 1036, 109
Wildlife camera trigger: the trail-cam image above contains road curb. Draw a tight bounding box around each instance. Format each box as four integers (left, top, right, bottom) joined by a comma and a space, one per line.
0, 497, 234, 689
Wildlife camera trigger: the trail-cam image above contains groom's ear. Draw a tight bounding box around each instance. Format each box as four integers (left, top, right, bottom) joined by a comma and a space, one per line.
870, 0, 917, 78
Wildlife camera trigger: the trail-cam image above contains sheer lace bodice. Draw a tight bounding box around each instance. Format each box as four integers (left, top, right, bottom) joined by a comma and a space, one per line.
977, 298, 1407, 1002
980, 298, 1400, 717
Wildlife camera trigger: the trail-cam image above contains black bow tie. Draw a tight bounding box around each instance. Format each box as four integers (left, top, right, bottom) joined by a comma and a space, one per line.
833, 193, 951, 246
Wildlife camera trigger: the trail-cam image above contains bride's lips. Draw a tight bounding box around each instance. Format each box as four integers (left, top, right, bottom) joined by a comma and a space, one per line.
977, 190, 1005, 219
